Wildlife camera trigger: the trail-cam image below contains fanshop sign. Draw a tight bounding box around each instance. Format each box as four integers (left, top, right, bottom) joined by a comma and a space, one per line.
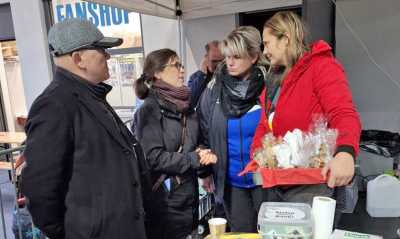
54, 1, 129, 27
52, 0, 143, 48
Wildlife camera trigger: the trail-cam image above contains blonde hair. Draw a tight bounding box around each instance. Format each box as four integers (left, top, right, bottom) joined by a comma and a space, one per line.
221, 26, 268, 66
264, 11, 309, 67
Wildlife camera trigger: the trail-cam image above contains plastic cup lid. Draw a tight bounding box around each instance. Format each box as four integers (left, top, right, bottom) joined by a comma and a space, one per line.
208, 218, 227, 225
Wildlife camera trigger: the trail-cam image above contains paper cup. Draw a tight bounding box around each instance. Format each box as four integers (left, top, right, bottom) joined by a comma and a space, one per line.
208, 218, 227, 238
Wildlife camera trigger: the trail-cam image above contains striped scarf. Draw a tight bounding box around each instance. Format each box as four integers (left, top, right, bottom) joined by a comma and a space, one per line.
152, 80, 190, 113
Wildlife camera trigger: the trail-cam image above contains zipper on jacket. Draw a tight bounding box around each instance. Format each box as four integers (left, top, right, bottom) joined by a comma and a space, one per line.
239, 119, 249, 185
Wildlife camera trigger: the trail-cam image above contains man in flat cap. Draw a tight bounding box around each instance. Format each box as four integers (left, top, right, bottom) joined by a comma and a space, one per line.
21, 18, 152, 239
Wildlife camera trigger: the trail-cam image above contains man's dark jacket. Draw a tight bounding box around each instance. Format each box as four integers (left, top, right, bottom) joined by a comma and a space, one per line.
188, 70, 212, 109
21, 68, 152, 239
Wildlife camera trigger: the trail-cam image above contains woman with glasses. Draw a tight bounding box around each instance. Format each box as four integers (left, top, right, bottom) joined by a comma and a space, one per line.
134, 48, 217, 239
198, 26, 273, 232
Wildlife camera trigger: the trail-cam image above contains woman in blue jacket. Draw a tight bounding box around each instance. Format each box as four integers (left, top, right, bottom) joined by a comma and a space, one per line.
198, 26, 274, 232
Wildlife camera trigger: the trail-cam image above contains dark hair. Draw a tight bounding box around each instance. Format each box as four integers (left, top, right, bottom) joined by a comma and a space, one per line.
135, 48, 178, 99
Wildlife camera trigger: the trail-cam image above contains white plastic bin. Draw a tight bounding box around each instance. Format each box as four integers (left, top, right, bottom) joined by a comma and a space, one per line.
366, 174, 400, 217
258, 202, 313, 239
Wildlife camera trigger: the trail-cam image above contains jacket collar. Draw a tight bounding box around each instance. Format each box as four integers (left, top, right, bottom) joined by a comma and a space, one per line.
56, 67, 112, 100
283, 40, 333, 87
55, 68, 133, 151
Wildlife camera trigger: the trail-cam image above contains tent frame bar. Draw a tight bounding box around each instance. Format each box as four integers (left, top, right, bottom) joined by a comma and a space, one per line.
144, 0, 175, 12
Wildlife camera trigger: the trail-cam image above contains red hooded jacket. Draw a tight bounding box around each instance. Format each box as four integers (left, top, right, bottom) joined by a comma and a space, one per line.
250, 40, 361, 159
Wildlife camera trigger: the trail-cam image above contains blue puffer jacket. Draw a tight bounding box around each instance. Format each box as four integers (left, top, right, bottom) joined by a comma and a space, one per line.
227, 105, 261, 188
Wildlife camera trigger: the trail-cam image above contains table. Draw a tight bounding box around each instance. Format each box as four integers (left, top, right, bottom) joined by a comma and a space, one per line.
201, 193, 399, 239
0, 157, 24, 175
338, 193, 400, 239
0, 132, 25, 178
204, 233, 260, 239
0, 132, 26, 144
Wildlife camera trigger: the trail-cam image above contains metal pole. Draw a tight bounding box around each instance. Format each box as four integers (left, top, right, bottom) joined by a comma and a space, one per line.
176, 0, 187, 81
178, 16, 183, 60
0, 146, 25, 157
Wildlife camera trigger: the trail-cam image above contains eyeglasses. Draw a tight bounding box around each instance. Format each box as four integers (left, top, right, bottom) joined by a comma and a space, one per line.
163, 62, 184, 69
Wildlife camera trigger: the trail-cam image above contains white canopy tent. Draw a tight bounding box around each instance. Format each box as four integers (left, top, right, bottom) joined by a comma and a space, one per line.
76, 3, 400, 238
86, 0, 400, 134
87, 0, 301, 20
86, 0, 301, 77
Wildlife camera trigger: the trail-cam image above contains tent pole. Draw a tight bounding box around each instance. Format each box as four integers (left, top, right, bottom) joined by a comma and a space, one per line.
178, 16, 182, 62
176, 0, 186, 81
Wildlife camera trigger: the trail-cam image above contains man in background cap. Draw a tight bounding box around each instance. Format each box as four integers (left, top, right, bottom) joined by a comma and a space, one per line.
21, 18, 152, 239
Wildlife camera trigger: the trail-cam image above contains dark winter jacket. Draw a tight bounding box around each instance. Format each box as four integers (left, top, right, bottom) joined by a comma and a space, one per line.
135, 91, 201, 239
188, 70, 213, 109
21, 67, 152, 239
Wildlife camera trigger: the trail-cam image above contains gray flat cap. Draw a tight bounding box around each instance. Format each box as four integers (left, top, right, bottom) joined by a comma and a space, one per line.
48, 18, 123, 56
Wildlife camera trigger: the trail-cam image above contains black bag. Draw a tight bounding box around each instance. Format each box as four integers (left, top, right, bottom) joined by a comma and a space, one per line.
360, 130, 400, 157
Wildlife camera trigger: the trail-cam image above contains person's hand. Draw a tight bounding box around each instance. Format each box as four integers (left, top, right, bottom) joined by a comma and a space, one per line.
321, 152, 355, 188
200, 175, 215, 193
197, 149, 217, 165
200, 56, 208, 74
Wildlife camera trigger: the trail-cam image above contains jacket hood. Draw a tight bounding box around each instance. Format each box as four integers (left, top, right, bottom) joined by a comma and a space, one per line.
282, 40, 333, 87
299, 40, 333, 65
310, 40, 333, 57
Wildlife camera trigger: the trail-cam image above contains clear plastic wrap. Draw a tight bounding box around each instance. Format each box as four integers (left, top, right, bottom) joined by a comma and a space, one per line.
254, 117, 338, 169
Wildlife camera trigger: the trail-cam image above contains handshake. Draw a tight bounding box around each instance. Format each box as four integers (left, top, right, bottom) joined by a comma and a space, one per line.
196, 148, 217, 166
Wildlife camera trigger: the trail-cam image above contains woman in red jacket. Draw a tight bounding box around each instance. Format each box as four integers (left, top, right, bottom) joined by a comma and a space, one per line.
251, 11, 361, 204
